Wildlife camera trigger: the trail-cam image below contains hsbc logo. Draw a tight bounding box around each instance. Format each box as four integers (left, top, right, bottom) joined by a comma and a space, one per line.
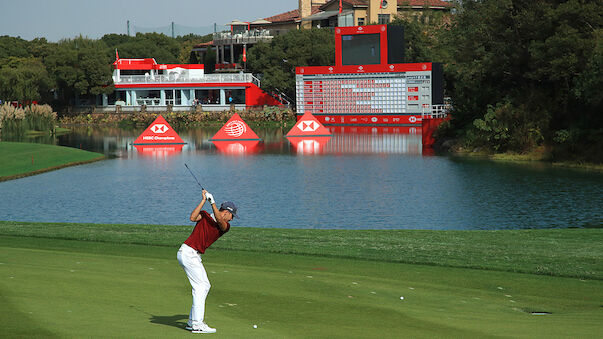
150, 124, 169, 133
409, 116, 417, 123
297, 120, 319, 132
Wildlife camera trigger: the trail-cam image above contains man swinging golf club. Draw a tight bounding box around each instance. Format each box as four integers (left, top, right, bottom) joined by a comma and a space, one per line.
177, 189, 237, 334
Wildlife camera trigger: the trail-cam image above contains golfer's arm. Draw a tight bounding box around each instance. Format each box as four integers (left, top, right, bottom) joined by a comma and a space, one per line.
211, 203, 229, 232
190, 198, 206, 222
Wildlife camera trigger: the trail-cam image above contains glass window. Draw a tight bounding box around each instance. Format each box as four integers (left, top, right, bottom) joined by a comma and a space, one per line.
225, 89, 245, 104
195, 89, 221, 104
378, 14, 390, 24
338, 13, 354, 27
357, 18, 365, 26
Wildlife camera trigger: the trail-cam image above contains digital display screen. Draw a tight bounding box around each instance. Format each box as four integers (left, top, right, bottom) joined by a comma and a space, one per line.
341, 34, 380, 66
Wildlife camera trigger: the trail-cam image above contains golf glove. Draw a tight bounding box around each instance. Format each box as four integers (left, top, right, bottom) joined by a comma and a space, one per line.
205, 192, 214, 204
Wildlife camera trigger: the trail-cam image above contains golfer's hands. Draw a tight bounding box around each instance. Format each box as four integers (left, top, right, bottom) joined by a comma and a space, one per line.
205, 192, 215, 205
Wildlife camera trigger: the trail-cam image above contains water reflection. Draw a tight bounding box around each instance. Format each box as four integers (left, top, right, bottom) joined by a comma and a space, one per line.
325, 127, 422, 155
25, 125, 426, 156
288, 137, 331, 155
212, 140, 261, 155
1, 125, 602, 230
133, 144, 184, 157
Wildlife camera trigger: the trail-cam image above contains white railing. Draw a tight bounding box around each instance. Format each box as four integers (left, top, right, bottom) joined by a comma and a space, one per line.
114, 73, 261, 87
213, 29, 273, 45
421, 104, 451, 119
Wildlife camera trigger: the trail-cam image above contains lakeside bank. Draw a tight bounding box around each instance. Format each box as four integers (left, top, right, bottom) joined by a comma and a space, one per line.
0, 142, 105, 182
436, 143, 603, 172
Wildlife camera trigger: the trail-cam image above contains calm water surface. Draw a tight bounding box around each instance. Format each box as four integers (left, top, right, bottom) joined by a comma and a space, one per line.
1, 126, 601, 230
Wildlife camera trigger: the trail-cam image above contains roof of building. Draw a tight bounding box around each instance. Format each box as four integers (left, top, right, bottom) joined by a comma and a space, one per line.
263, 5, 322, 24
113, 58, 203, 70
320, 0, 453, 10
397, 0, 453, 9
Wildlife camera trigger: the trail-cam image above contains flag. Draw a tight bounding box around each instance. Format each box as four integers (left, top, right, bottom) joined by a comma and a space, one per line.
242, 45, 247, 62
380, 0, 384, 9
115, 49, 119, 60
339, 0, 342, 14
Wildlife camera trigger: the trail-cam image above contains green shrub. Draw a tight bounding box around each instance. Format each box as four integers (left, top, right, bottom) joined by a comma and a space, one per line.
469, 101, 545, 153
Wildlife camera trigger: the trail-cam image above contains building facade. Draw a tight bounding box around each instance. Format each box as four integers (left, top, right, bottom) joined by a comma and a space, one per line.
102, 57, 281, 111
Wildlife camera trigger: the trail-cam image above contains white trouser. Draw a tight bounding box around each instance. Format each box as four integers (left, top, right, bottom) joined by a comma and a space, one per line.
177, 243, 211, 327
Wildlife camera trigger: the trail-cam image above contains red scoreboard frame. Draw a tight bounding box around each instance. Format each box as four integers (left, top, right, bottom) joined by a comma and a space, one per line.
334, 25, 390, 67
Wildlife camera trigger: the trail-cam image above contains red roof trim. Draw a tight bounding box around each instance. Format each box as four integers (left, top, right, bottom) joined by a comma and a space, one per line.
114, 58, 204, 70
263, 5, 322, 23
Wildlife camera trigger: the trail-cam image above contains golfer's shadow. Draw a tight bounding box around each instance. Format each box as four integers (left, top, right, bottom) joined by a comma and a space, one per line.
149, 314, 189, 330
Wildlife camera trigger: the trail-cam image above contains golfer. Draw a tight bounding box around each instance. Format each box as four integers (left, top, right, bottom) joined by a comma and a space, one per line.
177, 189, 237, 334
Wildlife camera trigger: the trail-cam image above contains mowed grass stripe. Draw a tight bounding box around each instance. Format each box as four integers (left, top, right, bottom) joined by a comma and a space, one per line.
0, 142, 104, 181
1, 221, 602, 280
1, 236, 601, 338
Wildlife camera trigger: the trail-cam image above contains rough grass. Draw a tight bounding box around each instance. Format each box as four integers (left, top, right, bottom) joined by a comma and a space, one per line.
0, 142, 104, 181
1, 221, 601, 280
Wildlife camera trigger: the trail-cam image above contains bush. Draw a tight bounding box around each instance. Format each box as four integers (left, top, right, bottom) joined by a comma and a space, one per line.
59, 109, 295, 128
468, 101, 545, 153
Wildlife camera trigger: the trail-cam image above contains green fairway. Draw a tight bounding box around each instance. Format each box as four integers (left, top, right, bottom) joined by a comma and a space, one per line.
1, 235, 602, 338
0, 142, 104, 181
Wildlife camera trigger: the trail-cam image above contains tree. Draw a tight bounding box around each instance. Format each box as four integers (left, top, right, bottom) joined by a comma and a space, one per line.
105, 33, 181, 64
0, 57, 53, 103
44, 37, 113, 105
389, 9, 452, 63
0, 36, 31, 61
442, 0, 602, 158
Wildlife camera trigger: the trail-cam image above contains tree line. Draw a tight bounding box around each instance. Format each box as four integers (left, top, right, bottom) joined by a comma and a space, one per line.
0, 33, 211, 107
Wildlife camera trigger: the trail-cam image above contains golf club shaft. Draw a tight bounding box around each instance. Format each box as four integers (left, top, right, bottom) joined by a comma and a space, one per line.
184, 163, 204, 190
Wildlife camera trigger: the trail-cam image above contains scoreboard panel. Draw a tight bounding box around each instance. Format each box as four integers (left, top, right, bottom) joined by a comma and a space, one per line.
296, 63, 438, 125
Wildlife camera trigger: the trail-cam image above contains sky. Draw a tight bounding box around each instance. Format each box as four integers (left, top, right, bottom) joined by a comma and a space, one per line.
0, 0, 298, 41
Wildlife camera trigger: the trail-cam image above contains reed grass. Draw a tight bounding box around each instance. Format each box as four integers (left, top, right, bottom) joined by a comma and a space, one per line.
0, 103, 57, 136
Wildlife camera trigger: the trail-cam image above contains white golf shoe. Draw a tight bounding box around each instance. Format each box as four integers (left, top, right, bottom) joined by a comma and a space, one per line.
191, 322, 217, 334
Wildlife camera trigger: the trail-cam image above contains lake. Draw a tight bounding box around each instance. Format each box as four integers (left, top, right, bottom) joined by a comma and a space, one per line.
1, 125, 601, 230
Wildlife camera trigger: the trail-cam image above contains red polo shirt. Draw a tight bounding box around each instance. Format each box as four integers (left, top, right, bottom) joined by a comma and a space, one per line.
184, 210, 229, 253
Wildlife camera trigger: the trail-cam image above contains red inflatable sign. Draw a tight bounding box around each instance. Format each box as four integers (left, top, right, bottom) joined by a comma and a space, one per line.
286, 112, 331, 137
211, 113, 261, 141
133, 115, 185, 145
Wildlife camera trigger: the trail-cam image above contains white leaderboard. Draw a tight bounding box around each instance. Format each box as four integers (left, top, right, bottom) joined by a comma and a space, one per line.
296, 71, 433, 116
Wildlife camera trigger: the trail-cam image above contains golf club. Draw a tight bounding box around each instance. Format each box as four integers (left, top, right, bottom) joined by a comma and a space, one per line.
184, 163, 204, 190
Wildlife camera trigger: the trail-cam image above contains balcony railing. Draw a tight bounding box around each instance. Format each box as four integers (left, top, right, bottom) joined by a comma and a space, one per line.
114, 73, 260, 87
213, 29, 273, 45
